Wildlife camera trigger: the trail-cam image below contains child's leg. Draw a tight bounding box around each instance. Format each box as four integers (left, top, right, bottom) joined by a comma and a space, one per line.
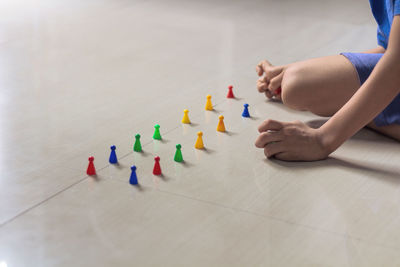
281, 55, 360, 116
281, 55, 400, 141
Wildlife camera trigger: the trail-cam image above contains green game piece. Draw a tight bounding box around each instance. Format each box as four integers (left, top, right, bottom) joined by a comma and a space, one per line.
174, 144, 183, 162
133, 134, 142, 152
153, 124, 162, 140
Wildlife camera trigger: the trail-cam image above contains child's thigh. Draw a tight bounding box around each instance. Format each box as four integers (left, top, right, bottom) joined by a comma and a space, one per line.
282, 55, 360, 116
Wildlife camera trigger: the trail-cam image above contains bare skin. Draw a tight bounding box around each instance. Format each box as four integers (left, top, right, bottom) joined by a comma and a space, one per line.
255, 16, 400, 161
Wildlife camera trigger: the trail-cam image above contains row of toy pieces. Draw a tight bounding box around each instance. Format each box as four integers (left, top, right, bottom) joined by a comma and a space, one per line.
183, 85, 251, 124
86, 127, 207, 178
86, 144, 183, 185
86, 85, 254, 182
189, 83, 277, 122
85, 115, 242, 185
182, 95, 250, 126
85, 126, 220, 185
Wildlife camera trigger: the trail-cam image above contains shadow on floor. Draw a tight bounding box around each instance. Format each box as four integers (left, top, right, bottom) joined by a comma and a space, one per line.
202, 147, 216, 154
248, 116, 261, 121
269, 156, 400, 182
138, 150, 150, 157
132, 183, 148, 192
159, 174, 171, 182
180, 160, 194, 168
209, 109, 221, 114
224, 130, 238, 136
307, 119, 398, 143
113, 162, 124, 169
158, 138, 170, 144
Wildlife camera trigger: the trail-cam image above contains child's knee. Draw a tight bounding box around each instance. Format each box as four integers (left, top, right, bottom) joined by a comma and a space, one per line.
281, 66, 309, 111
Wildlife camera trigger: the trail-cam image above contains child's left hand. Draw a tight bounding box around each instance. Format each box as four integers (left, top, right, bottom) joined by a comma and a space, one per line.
255, 119, 330, 161
256, 60, 284, 100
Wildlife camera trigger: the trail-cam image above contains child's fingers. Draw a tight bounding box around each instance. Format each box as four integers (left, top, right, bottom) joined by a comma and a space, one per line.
265, 66, 283, 81
265, 91, 273, 99
268, 72, 284, 93
254, 131, 284, 148
256, 60, 273, 77
257, 79, 268, 92
257, 119, 285, 133
256, 65, 263, 76
264, 142, 285, 158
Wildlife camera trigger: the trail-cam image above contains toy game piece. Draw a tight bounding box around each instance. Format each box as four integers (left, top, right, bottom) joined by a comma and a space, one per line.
227, 85, 235, 98
217, 115, 226, 132
133, 134, 142, 152
174, 144, 183, 162
275, 87, 282, 95
205, 95, 213, 111
153, 156, 162, 175
109, 145, 118, 164
242, 103, 250, 118
195, 131, 204, 149
129, 165, 138, 185
182, 109, 191, 124
86, 156, 96, 176
153, 124, 162, 140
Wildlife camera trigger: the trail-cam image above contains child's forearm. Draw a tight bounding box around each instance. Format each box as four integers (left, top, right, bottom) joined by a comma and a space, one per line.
320, 51, 400, 152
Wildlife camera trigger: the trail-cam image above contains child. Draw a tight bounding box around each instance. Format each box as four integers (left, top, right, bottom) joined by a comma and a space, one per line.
255, 0, 400, 161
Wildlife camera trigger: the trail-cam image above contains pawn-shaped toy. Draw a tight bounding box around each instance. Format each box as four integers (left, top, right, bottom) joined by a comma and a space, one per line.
153, 156, 162, 175
182, 109, 191, 124
133, 134, 142, 152
227, 85, 235, 98
109, 145, 118, 164
217, 115, 226, 132
86, 156, 96, 176
153, 124, 162, 140
174, 144, 183, 162
242, 103, 250, 118
195, 131, 204, 149
205, 95, 213, 111
129, 165, 138, 185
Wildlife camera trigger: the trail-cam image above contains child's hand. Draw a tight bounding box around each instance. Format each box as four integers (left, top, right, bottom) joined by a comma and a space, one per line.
255, 119, 330, 161
256, 60, 285, 99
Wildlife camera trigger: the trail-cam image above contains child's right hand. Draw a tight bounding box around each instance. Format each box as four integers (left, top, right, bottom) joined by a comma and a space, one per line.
256, 60, 285, 99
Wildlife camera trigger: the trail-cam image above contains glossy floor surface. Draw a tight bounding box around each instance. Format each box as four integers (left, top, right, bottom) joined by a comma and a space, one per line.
1, 0, 400, 266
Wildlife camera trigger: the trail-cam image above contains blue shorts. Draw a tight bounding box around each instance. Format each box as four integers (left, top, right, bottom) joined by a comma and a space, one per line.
341, 52, 400, 126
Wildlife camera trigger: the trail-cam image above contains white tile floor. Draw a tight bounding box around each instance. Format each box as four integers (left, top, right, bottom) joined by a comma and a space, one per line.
1, 0, 400, 266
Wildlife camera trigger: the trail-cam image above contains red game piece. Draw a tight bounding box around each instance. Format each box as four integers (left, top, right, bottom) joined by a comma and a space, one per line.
153, 156, 162, 175
86, 156, 96, 176
275, 87, 282, 95
227, 85, 235, 98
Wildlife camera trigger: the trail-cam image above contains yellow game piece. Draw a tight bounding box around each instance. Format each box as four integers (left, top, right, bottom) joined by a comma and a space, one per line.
195, 131, 204, 149
182, 109, 191, 124
205, 95, 213, 111
217, 115, 226, 132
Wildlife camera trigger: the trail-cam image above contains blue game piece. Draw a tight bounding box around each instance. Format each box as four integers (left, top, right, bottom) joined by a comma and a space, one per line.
242, 103, 250, 117
129, 165, 138, 185
109, 145, 118, 164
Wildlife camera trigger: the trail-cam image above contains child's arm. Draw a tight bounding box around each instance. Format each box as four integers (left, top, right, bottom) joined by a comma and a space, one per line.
255, 16, 400, 161
320, 15, 400, 152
